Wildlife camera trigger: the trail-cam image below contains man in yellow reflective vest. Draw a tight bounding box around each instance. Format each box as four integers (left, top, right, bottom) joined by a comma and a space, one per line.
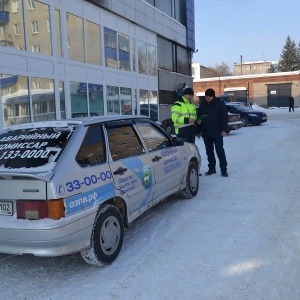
171, 87, 199, 144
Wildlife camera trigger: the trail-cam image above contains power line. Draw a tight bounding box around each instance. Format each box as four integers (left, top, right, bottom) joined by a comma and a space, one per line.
195, 0, 246, 10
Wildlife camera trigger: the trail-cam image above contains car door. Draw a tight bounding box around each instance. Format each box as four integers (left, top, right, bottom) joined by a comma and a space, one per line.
105, 120, 155, 220
134, 119, 183, 205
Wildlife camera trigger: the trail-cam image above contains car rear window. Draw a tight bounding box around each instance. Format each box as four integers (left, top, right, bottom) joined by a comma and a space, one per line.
0, 126, 74, 169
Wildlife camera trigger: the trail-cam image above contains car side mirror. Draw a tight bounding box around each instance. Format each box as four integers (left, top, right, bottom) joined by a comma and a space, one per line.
173, 136, 184, 146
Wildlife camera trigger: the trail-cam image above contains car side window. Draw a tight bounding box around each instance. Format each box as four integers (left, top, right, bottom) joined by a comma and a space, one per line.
106, 124, 145, 161
135, 121, 171, 152
76, 125, 105, 167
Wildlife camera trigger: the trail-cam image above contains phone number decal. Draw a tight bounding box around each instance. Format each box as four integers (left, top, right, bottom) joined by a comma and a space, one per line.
65, 170, 112, 193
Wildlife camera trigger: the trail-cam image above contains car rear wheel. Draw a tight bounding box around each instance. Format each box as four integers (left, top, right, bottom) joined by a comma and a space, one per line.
81, 204, 124, 266
242, 117, 249, 127
181, 161, 199, 199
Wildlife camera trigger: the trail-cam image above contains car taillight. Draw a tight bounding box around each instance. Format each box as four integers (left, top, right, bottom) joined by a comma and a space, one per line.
16, 199, 65, 220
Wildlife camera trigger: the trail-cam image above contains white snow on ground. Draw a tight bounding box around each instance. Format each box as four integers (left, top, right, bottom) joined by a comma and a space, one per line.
1, 105, 300, 300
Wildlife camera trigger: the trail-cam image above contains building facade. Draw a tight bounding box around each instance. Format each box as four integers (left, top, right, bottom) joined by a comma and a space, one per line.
233, 60, 278, 76
0, 0, 195, 128
193, 71, 300, 108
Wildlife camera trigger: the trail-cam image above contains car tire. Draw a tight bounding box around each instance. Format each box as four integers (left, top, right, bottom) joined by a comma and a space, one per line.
181, 161, 199, 199
80, 204, 124, 266
242, 117, 249, 127
165, 124, 174, 134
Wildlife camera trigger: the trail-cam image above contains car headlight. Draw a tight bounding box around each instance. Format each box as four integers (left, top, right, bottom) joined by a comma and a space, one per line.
249, 114, 258, 117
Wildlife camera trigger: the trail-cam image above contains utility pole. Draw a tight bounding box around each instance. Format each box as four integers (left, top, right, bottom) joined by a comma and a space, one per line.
240, 55, 243, 75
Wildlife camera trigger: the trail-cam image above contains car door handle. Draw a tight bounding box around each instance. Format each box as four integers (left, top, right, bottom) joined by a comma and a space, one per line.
113, 167, 128, 175
152, 155, 161, 162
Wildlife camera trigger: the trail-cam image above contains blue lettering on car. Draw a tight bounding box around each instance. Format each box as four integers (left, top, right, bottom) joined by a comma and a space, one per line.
65, 170, 112, 193
64, 182, 116, 216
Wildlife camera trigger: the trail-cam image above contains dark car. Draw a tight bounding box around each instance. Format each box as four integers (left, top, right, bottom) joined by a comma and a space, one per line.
225, 103, 267, 127
162, 112, 243, 134
217, 94, 247, 106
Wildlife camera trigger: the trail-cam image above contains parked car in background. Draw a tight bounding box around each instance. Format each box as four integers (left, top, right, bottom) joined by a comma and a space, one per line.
225, 103, 268, 126
217, 94, 247, 106
217, 94, 235, 103
162, 112, 243, 135
0, 116, 201, 266
227, 112, 243, 132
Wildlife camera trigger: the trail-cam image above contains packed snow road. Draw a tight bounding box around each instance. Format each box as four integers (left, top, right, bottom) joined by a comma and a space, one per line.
1, 107, 300, 300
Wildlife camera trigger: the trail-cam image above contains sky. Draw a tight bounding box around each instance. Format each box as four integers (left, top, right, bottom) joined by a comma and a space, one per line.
193, 0, 300, 69
2, 106, 300, 299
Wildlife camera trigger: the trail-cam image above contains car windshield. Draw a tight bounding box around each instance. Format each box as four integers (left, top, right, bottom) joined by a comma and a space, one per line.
0, 126, 75, 169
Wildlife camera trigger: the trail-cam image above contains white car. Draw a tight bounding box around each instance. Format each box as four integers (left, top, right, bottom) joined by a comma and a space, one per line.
0, 115, 201, 266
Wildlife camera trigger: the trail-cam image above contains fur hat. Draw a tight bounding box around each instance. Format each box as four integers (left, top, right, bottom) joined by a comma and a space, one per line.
183, 88, 194, 95
205, 88, 215, 97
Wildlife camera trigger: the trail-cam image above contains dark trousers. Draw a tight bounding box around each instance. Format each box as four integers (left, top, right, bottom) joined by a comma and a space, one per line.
289, 105, 294, 112
203, 137, 227, 172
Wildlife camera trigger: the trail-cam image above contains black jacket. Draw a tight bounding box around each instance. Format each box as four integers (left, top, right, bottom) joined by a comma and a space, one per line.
289, 96, 294, 106
197, 97, 229, 139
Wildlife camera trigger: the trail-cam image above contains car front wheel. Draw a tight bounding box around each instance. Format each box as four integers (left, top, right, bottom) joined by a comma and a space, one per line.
181, 161, 199, 199
81, 204, 124, 266
242, 117, 249, 127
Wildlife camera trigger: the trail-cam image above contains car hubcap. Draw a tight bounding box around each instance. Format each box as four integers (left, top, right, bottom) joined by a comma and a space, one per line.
100, 216, 121, 255
189, 168, 198, 192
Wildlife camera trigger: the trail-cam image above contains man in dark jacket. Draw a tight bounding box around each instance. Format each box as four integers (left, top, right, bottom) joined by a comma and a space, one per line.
289, 95, 294, 112
198, 88, 229, 177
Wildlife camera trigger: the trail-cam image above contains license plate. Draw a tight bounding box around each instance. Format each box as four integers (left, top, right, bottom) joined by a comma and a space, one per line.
0, 201, 13, 216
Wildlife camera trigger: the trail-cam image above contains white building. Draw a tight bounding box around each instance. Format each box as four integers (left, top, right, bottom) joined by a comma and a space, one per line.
0, 0, 195, 127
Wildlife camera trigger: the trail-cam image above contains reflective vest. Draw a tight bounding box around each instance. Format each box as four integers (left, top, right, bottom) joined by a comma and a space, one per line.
171, 96, 197, 134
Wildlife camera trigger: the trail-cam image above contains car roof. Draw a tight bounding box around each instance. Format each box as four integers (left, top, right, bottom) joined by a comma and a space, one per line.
0, 115, 150, 132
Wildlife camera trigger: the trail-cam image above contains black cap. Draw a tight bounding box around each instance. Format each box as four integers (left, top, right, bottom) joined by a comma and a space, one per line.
205, 88, 215, 97
183, 88, 194, 95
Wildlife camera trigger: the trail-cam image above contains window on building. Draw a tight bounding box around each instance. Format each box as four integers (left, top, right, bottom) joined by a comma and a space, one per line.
139, 90, 158, 121
31, 21, 39, 34
32, 44, 40, 53
14, 24, 21, 35
55, 10, 62, 56
120, 87, 132, 114
27, 1, 51, 55
89, 84, 104, 116
86, 21, 101, 65
132, 38, 136, 72
138, 41, 157, 76
177, 45, 190, 76
156, 0, 172, 16
67, 13, 84, 62
118, 33, 130, 71
59, 81, 66, 119
11, 0, 19, 13
148, 44, 157, 76
27, 0, 35, 10
70, 82, 88, 118
31, 78, 56, 122
157, 37, 174, 71
1, 75, 30, 127
138, 40, 147, 74
107, 86, 119, 114
104, 27, 117, 69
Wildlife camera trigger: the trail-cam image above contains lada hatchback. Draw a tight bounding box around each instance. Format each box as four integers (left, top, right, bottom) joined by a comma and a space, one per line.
0, 115, 201, 266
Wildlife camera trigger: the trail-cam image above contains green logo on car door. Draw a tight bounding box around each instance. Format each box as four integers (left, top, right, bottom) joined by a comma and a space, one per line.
142, 167, 152, 189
